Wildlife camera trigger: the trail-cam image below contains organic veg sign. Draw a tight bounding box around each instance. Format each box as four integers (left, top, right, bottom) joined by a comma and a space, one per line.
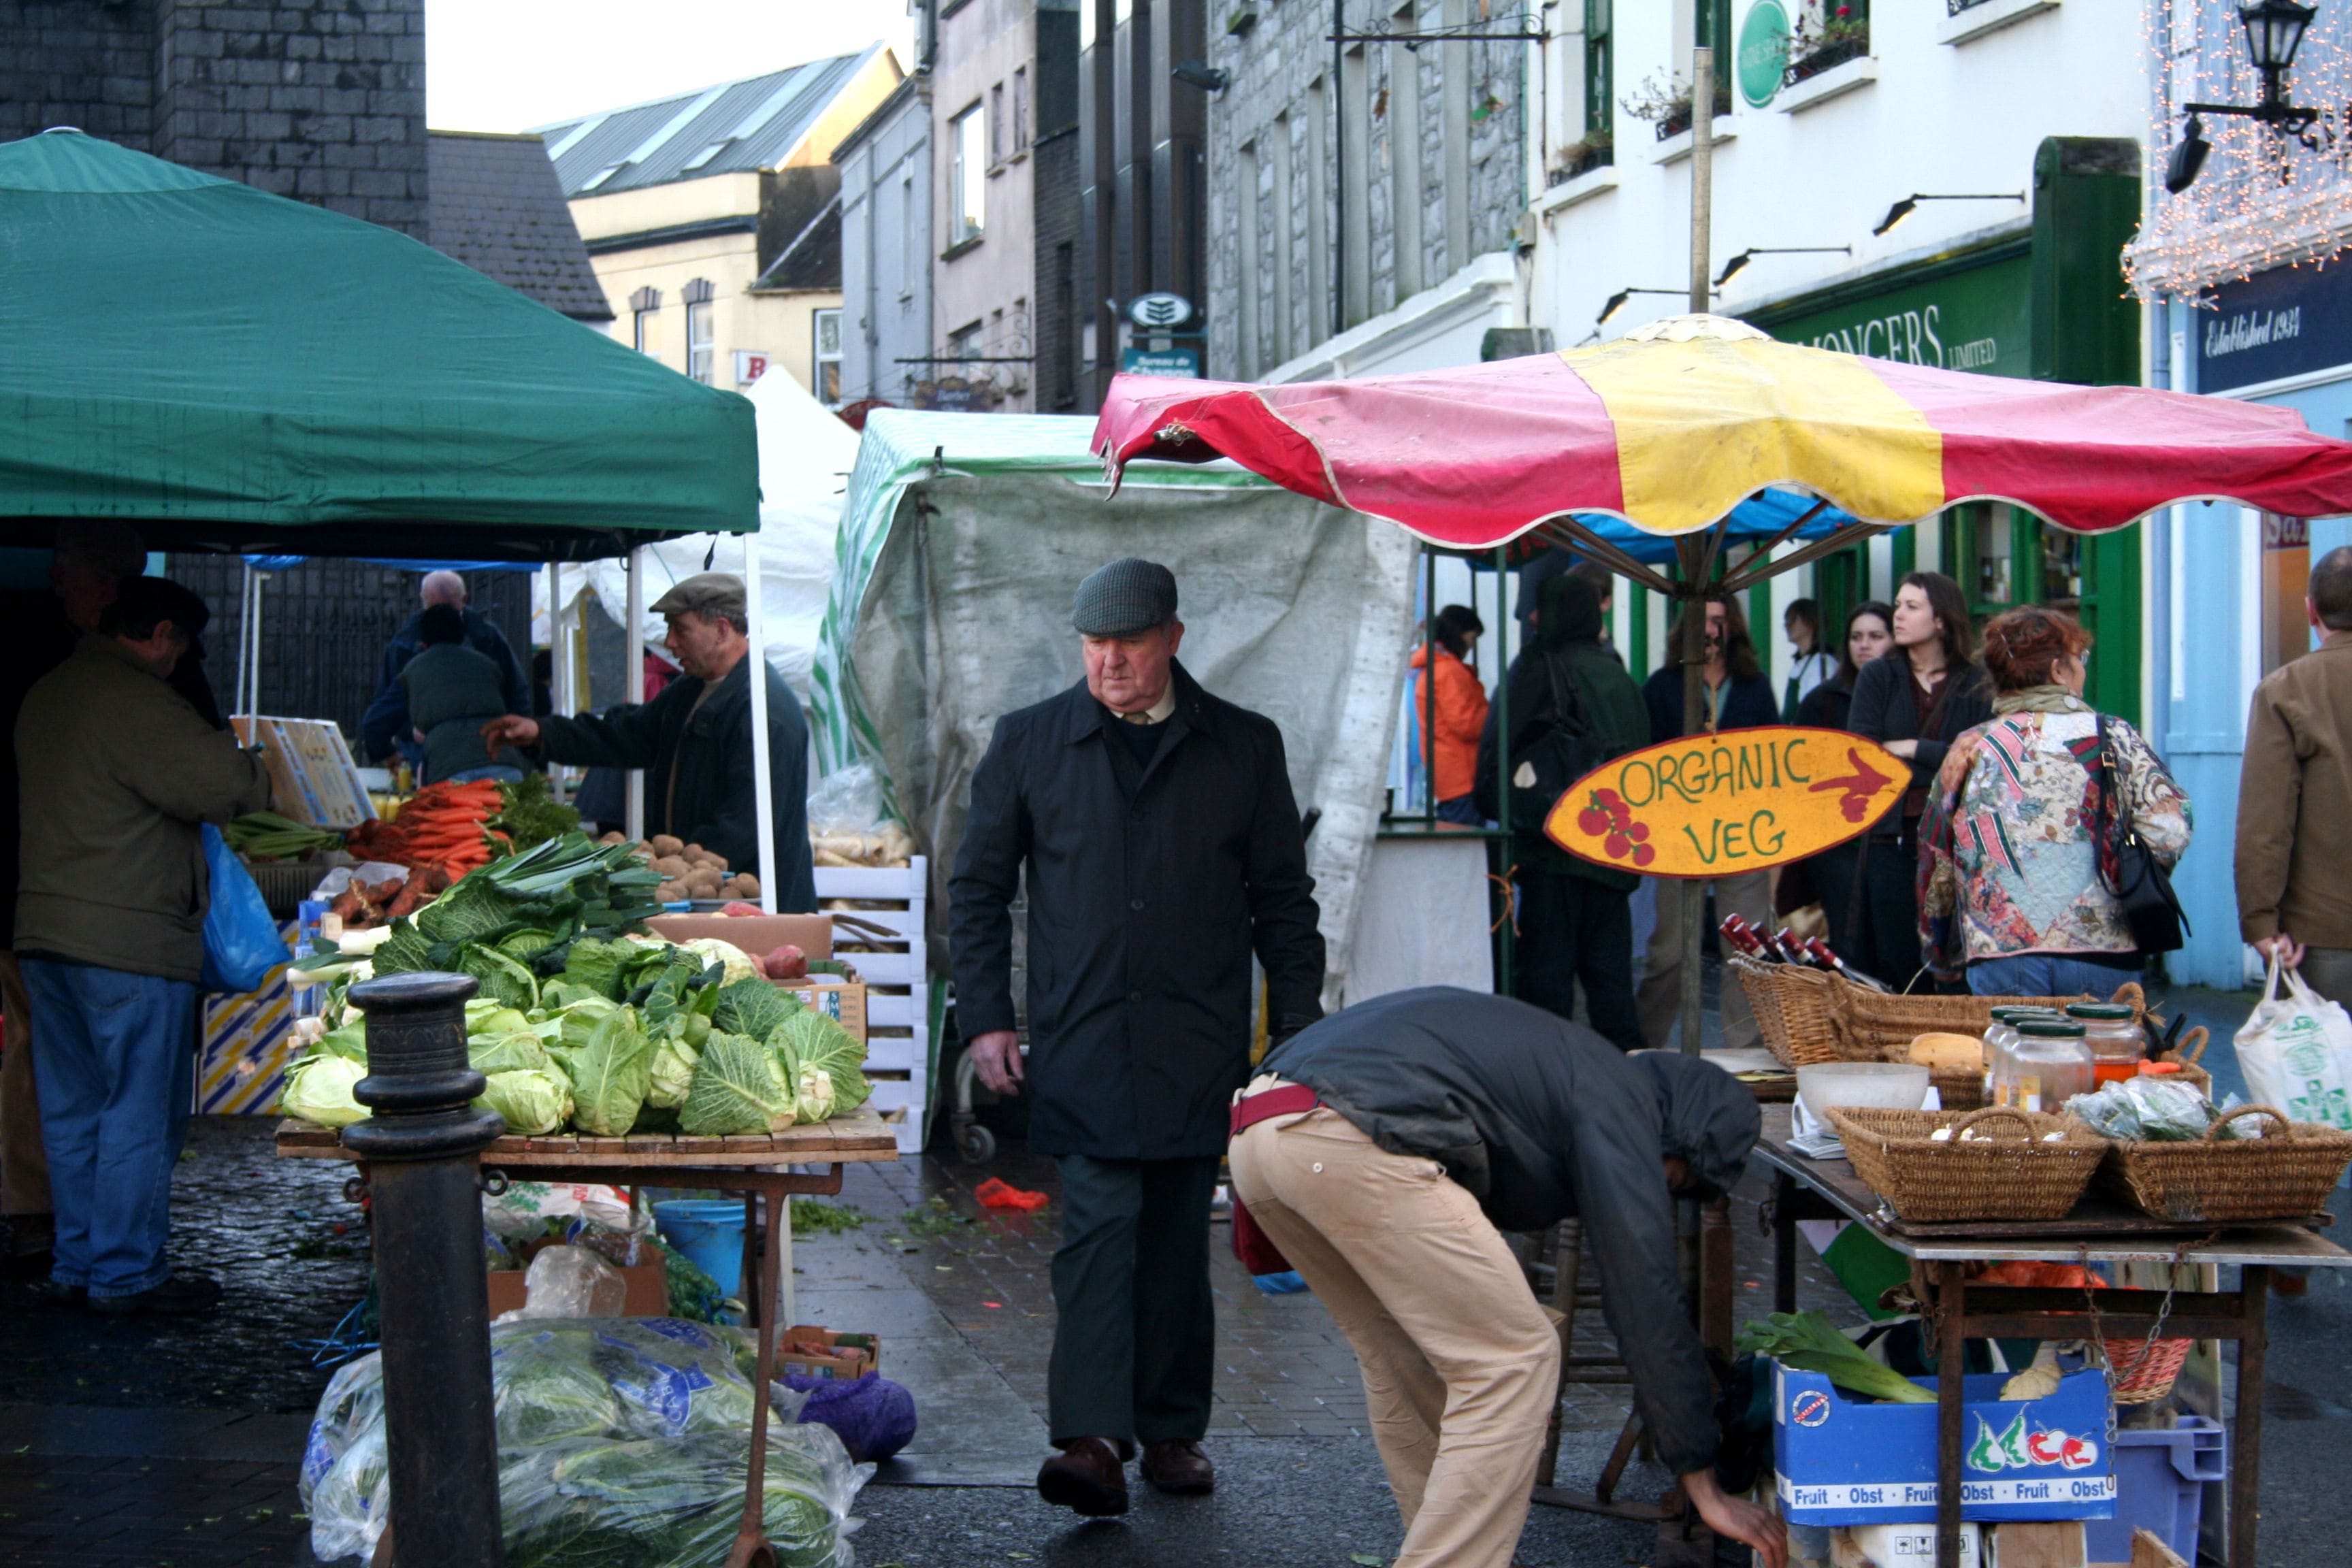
1544, 726, 1908, 878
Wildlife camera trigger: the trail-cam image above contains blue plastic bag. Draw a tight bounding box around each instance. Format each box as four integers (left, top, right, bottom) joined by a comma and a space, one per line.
201, 823, 288, 994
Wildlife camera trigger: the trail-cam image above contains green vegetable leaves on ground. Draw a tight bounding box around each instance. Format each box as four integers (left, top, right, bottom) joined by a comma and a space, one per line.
681, 1033, 795, 1136
1734, 1311, 1935, 1403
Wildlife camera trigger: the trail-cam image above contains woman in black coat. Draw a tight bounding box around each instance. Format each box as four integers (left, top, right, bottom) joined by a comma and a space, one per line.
1784, 600, 1893, 952
1841, 573, 1992, 992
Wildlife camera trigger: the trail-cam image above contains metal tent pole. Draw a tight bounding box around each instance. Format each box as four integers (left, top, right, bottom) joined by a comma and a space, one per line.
1423, 544, 1439, 823
545, 564, 567, 805
1493, 543, 1514, 996
625, 548, 646, 843
744, 532, 779, 917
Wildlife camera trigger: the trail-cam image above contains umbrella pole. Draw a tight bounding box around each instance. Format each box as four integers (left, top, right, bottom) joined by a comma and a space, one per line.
745, 532, 779, 915
625, 547, 646, 843
546, 563, 567, 806
1493, 543, 1514, 997
1677, 44, 1716, 1063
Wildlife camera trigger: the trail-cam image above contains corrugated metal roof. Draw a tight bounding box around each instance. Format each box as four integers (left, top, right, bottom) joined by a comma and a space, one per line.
532, 46, 889, 199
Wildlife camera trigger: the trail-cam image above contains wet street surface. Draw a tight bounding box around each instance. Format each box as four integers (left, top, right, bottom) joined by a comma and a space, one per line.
4, 981, 2350, 1565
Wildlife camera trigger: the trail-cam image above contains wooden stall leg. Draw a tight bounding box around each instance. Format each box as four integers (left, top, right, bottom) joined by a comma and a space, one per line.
2232, 1264, 2268, 1568
1773, 1171, 1799, 1315
725, 1181, 784, 1568
1936, 1261, 1965, 1568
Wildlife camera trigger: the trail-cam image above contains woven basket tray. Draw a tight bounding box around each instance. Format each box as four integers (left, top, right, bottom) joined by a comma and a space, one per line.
1838, 981, 2146, 1064
1829, 1105, 2110, 1223
1729, 955, 1856, 1068
2094, 1104, 2352, 1224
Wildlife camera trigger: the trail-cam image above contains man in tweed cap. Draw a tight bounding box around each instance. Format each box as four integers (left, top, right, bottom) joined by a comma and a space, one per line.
951, 557, 1326, 1516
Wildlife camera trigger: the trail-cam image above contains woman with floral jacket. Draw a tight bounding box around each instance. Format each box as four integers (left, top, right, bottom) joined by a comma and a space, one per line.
1918, 606, 2192, 994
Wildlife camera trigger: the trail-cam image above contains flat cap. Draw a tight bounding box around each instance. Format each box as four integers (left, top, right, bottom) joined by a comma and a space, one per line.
1072, 558, 1179, 638
651, 572, 747, 624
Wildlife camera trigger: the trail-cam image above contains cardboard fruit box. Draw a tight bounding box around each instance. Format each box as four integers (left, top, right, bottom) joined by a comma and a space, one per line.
777, 1326, 880, 1382
1774, 1364, 2117, 1526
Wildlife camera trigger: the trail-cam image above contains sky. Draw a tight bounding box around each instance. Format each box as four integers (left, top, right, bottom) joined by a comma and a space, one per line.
426, 0, 917, 133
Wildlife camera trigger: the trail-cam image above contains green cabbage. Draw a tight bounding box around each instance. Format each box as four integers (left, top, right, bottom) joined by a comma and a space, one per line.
550, 1007, 653, 1137
681, 1033, 794, 1135
284, 1054, 370, 1128
554, 996, 622, 1055
647, 1032, 702, 1111
466, 1002, 534, 1039
476, 1068, 573, 1137
470, 1031, 552, 1075
459, 943, 540, 1011
315, 1019, 370, 1063
559, 936, 639, 1000
792, 1062, 836, 1124
772, 1009, 869, 1115
681, 937, 762, 986
713, 977, 800, 1041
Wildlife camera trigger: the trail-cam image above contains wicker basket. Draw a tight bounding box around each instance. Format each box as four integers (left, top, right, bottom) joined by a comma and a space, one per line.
1829, 1105, 2110, 1223
1837, 981, 2146, 1064
2094, 1104, 2352, 1224
2100, 1334, 2195, 1405
1728, 955, 1855, 1067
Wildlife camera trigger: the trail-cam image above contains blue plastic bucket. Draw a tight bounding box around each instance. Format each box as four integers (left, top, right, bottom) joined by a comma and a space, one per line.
654, 1199, 747, 1298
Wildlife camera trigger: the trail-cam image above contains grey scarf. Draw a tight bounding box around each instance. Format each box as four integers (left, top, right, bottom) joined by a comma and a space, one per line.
1992, 684, 2090, 717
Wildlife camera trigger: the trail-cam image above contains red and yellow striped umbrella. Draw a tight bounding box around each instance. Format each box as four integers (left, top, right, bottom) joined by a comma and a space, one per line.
1093, 316, 2352, 547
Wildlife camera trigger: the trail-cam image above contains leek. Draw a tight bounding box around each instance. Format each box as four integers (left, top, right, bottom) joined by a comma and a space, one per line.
1734, 1311, 1936, 1404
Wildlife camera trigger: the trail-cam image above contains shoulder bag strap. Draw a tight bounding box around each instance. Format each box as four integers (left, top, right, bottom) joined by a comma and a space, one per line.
2091, 713, 2132, 895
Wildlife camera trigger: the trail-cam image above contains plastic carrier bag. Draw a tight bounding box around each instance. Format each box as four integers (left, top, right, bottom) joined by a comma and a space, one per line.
2235, 953, 2352, 1132
201, 822, 289, 994
301, 1317, 863, 1567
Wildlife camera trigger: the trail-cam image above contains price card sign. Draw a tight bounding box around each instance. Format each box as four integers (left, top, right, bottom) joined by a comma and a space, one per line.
1544, 725, 1909, 879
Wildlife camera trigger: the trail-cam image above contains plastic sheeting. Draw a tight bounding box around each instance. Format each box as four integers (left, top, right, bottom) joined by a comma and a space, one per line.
815, 410, 1415, 1008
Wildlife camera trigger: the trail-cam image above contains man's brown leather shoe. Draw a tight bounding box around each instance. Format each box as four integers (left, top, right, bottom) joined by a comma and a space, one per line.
1141, 1439, 1215, 1494
1037, 1437, 1130, 1516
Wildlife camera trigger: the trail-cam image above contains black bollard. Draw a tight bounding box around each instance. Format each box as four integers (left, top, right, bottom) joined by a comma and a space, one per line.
344, 971, 507, 1568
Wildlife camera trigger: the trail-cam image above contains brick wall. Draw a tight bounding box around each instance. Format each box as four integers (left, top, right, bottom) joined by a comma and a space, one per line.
1, 0, 428, 240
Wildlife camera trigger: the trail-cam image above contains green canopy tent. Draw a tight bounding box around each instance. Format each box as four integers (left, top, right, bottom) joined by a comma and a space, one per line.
0, 129, 755, 561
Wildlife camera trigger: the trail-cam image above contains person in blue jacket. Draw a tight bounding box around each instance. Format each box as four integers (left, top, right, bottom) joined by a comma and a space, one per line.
1635, 593, 1779, 1050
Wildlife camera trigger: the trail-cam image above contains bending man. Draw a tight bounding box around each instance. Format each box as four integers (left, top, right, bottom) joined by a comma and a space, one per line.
1229, 986, 1785, 1568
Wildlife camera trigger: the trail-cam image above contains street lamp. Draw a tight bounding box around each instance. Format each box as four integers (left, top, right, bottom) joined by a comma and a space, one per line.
2166, 0, 2325, 193
1715, 246, 1853, 286
1870, 193, 2026, 238
1597, 287, 1714, 326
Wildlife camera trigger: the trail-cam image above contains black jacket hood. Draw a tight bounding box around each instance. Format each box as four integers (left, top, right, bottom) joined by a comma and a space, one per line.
1631, 1050, 1762, 1200
1539, 572, 1605, 651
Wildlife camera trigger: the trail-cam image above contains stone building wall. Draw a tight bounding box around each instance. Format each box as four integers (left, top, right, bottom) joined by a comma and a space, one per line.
0, 0, 428, 240
1203, 0, 1523, 379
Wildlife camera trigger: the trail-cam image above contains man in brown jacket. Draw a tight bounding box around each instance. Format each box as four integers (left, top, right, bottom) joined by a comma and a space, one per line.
2237, 546, 2352, 1002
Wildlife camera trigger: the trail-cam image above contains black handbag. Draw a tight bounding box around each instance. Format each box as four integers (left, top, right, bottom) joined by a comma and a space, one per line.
1507, 650, 1612, 828
2093, 715, 2189, 954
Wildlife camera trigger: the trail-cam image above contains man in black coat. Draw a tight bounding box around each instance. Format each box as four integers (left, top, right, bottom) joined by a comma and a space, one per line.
950, 558, 1325, 1516
479, 574, 817, 912
1231, 988, 1783, 1568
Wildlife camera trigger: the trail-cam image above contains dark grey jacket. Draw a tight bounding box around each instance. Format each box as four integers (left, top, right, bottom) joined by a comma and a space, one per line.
532, 654, 817, 913
1260, 987, 1761, 1477
949, 661, 1325, 1160
1846, 654, 1993, 836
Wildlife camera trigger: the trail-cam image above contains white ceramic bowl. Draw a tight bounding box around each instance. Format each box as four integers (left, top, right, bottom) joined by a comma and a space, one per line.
1796, 1062, 1932, 1115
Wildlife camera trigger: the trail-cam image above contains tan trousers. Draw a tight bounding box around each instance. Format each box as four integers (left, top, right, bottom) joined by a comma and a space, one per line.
0, 951, 50, 1215
1229, 1109, 1559, 1568
1637, 870, 1772, 1053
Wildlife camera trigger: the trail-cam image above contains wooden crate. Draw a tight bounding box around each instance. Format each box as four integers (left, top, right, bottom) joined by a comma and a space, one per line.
815, 858, 930, 1156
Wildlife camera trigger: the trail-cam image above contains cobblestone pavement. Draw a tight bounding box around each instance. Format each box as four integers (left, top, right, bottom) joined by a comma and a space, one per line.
0, 1454, 308, 1568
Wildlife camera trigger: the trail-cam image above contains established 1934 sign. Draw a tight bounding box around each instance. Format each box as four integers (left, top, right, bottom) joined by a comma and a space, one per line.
1544, 725, 1910, 879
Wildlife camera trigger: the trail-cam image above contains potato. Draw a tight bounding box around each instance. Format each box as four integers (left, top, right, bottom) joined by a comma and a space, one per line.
649, 833, 685, 857
1908, 1032, 1984, 1071
657, 879, 689, 902
685, 868, 725, 895
682, 843, 704, 858
598, 830, 627, 845
730, 872, 760, 897
651, 855, 690, 878
696, 849, 730, 871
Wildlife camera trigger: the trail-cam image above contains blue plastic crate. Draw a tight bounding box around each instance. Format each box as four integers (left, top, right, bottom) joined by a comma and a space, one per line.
1771, 1363, 2118, 1526
2082, 1416, 2225, 1565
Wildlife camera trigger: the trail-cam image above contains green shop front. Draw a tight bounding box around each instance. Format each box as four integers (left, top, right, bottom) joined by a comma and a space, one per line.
1733, 138, 2147, 723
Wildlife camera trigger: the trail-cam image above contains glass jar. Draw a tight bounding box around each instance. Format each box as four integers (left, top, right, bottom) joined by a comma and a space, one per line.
1984, 1008, 2061, 1106
2066, 1002, 2143, 1084
2011, 1019, 2093, 1114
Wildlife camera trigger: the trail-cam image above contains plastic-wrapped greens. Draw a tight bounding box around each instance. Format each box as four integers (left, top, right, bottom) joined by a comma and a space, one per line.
2064, 1077, 2224, 1141
301, 1317, 863, 1567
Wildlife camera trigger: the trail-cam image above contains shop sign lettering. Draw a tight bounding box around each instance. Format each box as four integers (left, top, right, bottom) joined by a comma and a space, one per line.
1545, 725, 1909, 879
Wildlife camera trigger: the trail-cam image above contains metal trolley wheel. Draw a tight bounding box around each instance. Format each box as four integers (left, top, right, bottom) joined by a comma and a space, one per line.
949, 1036, 1025, 1164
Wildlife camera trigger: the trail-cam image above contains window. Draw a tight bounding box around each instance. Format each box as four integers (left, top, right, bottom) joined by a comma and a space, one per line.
1584, 0, 1612, 138
990, 84, 1006, 164
683, 278, 715, 384
1013, 67, 1030, 152
813, 308, 843, 403
949, 103, 987, 244
947, 321, 983, 363
898, 176, 916, 295
630, 287, 661, 355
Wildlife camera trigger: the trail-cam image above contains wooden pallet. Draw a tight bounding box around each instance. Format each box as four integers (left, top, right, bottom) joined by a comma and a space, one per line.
274, 1103, 900, 1166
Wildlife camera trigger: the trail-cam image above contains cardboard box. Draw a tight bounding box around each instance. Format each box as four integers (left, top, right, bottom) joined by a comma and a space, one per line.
781, 976, 867, 1042
1989, 1522, 2086, 1568
1831, 1523, 1982, 1568
647, 913, 832, 960
486, 1258, 669, 1318
777, 1326, 880, 1381
232, 715, 374, 828
1774, 1365, 2117, 1526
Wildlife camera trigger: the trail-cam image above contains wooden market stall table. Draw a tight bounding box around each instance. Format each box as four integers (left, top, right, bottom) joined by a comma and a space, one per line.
276, 1107, 901, 1568
1755, 1104, 2350, 1568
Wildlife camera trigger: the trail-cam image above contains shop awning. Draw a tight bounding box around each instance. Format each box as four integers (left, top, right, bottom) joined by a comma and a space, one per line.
0, 130, 755, 562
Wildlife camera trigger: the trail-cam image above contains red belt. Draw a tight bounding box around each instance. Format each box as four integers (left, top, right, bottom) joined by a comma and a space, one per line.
1230, 1083, 1320, 1135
